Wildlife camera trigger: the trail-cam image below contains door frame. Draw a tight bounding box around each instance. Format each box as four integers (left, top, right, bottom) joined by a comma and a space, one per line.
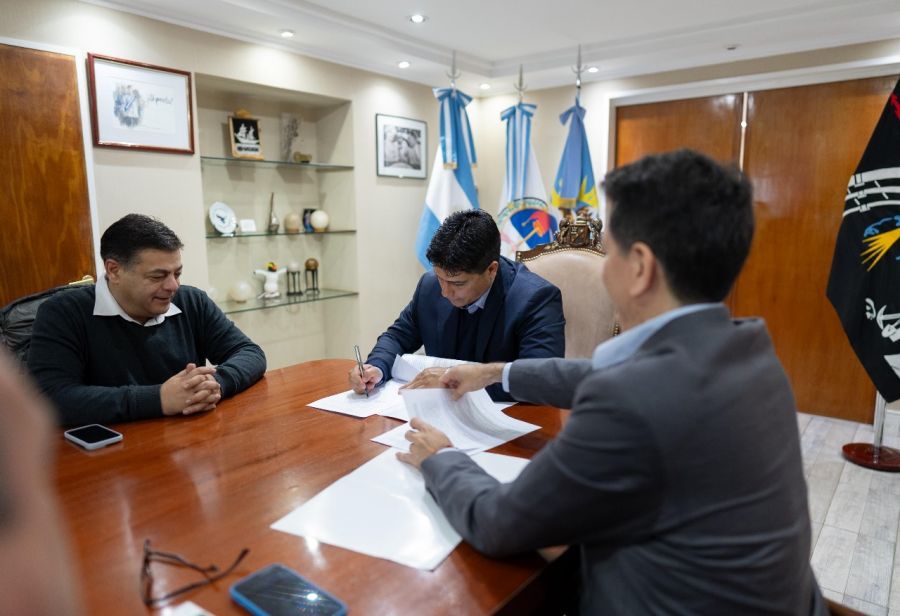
0, 36, 102, 277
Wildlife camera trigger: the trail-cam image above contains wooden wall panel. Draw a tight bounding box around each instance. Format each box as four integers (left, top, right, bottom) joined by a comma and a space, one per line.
0, 44, 95, 306
733, 77, 895, 422
615, 94, 743, 167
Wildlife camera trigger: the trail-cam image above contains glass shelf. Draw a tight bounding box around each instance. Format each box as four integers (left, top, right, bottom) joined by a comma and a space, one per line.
217, 289, 357, 315
200, 155, 352, 171
206, 230, 356, 239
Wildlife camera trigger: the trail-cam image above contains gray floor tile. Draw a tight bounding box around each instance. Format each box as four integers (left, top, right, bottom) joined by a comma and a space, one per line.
845, 535, 894, 607
812, 525, 858, 593
844, 595, 888, 615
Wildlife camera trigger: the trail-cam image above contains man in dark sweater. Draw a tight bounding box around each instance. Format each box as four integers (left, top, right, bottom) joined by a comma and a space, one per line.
28, 214, 266, 426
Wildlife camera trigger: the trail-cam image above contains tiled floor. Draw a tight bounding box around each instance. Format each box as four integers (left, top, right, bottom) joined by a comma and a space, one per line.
802, 410, 900, 616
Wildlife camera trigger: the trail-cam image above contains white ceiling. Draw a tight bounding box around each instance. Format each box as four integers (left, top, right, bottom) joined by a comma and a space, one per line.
87, 0, 900, 95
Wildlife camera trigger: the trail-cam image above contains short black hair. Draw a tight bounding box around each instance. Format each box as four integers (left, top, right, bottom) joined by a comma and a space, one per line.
425, 209, 500, 274
100, 214, 183, 268
603, 149, 754, 303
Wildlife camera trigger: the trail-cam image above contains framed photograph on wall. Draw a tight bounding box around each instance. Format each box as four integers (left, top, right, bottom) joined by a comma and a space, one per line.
376, 114, 426, 179
87, 54, 194, 154
228, 116, 263, 160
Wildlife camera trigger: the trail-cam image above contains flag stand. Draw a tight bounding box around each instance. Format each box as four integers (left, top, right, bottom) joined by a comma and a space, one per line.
842, 392, 900, 471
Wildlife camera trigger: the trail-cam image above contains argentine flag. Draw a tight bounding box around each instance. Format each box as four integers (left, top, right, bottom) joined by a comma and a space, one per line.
414, 87, 479, 269
497, 102, 558, 259
550, 97, 599, 214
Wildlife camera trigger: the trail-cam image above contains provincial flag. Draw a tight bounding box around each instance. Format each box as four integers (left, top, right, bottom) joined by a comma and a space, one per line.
550, 97, 599, 214
497, 102, 558, 258
414, 87, 479, 269
826, 76, 900, 402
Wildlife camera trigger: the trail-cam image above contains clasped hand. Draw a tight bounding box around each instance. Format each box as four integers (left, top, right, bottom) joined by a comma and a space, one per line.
160, 363, 221, 416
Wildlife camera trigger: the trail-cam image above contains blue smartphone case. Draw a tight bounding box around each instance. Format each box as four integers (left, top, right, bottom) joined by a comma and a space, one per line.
230, 563, 347, 616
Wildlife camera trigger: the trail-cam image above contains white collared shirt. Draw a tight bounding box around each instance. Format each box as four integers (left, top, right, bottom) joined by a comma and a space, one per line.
464, 284, 491, 314
93, 275, 182, 327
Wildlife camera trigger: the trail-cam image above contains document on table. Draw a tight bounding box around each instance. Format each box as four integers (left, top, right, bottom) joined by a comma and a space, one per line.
271, 449, 530, 570
307, 354, 499, 422
372, 388, 537, 454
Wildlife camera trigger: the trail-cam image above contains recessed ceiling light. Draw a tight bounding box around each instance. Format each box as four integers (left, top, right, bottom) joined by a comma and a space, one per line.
409, 14, 427, 24
725, 43, 740, 51
397, 60, 411, 69
586, 66, 599, 74
280, 29, 295, 39
479, 83, 491, 90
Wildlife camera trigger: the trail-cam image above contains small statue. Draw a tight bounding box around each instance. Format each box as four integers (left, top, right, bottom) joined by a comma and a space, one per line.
287, 261, 303, 296
254, 261, 286, 299
267, 192, 279, 234
305, 258, 320, 294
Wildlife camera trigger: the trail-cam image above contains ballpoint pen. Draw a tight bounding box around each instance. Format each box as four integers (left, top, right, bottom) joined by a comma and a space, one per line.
353, 344, 368, 398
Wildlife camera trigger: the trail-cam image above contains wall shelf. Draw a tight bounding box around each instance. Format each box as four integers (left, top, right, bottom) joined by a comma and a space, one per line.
200, 156, 352, 171
206, 230, 356, 239
218, 289, 357, 315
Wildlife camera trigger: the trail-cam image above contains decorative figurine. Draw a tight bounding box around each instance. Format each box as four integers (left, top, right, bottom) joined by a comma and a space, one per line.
227, 280, 253, 303
254, 261, 286, 299
280, 112, 312, 163
267, 192, 279, 234
284, 212, 301, 233
310, 209, 330, 232
305, 258, 320, 294
302, 208, 315, 233
287, 261, 303, 296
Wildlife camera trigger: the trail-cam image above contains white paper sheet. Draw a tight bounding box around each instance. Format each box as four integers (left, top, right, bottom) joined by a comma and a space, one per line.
307, 379, 405, 418
308, 354, 510, 422
372, 388, 538, 454
271, 449, 530, 570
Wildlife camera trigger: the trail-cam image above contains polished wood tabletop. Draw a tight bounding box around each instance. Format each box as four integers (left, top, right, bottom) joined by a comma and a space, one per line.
53, 359, 573, 615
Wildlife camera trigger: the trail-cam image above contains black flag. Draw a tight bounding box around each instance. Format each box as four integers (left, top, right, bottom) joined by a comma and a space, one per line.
827, 76, 900, 402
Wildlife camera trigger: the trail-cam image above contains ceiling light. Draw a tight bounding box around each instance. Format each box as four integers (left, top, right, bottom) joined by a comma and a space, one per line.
397, 60, 411, 69
586, 66, 599, 74
725, 44, 740, 51
409, 14, 427, 24
280, 29, 295, 38
479, 83, 491, 90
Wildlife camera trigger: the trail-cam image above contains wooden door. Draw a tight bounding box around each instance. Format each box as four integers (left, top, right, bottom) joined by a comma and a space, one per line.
733, 77, 895, 422
0, 43, 95, 305
615, 93, 743, 167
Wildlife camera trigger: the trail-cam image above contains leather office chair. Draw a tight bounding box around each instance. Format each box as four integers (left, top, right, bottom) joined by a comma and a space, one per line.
517, 214, 619, 359
0, 276, 94, 364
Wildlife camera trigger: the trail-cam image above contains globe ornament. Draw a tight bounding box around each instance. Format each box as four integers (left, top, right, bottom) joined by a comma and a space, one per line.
310, 209, 330, 232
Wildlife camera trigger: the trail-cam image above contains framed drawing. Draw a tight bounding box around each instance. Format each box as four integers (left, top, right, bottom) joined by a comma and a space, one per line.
228, 116, 263, 160
376, 114, 426, 179
87, 54, 194, 154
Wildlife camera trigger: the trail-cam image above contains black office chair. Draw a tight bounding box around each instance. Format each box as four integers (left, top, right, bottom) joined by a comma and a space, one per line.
0, 276, 94, 364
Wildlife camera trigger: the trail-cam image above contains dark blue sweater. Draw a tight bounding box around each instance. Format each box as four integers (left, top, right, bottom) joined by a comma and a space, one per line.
28, 285, 266, 426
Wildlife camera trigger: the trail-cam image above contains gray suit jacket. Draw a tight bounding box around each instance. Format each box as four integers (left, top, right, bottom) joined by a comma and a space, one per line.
421, 307, 825, 614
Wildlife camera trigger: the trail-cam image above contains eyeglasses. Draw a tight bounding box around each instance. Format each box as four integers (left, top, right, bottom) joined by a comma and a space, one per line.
140, 539, 249, 606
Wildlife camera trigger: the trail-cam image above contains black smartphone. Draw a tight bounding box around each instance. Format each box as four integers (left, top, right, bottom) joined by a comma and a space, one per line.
230, 564, 347, 616
63, 424, 123, 450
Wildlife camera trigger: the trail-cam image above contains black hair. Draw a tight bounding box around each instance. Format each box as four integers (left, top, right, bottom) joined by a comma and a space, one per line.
603, 149, 754, 303
100, 214, 184, 267
425, 209, 500, 274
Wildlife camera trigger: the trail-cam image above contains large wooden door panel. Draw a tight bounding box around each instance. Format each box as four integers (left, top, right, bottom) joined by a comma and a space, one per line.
615, 94, 743, 167
734, 77, 896, 421
0, 44, 95, 305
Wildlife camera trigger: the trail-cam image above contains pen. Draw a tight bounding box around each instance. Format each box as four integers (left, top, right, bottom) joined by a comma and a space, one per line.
353, 344, 368, 398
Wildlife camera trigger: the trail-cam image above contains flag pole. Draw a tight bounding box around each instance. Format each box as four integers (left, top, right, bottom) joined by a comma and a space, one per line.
842, 392, 900, 471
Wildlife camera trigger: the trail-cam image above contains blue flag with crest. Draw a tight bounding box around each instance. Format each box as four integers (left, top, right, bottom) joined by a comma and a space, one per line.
550, 97, 599, 213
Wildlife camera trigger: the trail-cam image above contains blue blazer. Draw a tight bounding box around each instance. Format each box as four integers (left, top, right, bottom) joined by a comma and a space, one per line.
367, 256, 565, 400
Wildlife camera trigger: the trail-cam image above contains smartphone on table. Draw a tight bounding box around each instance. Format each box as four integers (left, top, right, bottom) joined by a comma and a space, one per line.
231, 564, 347, 616
63, 424, 123, 450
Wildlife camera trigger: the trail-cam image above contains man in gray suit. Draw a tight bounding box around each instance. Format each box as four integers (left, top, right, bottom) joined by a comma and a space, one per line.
399, 150, 825, 614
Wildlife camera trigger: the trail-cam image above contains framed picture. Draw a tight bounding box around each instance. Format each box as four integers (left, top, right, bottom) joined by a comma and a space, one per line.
87, 54, 194, 154
376, 114, 426, 179
228, 116, 263, 160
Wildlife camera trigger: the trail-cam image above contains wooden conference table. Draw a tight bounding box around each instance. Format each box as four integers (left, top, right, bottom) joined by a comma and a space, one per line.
54, 359, 576, 614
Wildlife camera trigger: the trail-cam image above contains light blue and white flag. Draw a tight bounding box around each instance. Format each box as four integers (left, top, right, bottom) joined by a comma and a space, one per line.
550, 97, 599, 214
414, 87, 479, 269
496, 102, 558, 258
